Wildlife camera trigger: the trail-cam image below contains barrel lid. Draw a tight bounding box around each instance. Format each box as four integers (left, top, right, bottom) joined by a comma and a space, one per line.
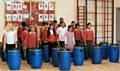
110, 44, 119, 47
52, 48, 61, 49
74, 47, 84, 48
59, 49, 71, 52
8, 50, 19, 52
30, 49, 42, 51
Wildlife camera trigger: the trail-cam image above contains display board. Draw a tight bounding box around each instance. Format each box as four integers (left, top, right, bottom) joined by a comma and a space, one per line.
5, 0, 56, 26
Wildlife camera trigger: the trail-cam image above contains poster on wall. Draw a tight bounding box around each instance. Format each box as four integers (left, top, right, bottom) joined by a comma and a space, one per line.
48, 2, 54, 10
6, 14, 12, 21
18, 3, 23, 10
6, 0, 13, 2
43, 2, 48, 11
38, 14, 43, 22
44, 14, 48, 21
49, 14, 54, 21
38, 2, 44, 10
23, 14, 30, 19
12, 14, 18, 21
11, 2, 18, 10
6, 2, 12, 10
18, 14, 23, 21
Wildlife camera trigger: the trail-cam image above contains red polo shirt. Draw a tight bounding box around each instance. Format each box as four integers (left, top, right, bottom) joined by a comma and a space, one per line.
74, 29, 83, 41
27, 31, 38, 48
84, 29, 94, 41
22, 30, 28, 46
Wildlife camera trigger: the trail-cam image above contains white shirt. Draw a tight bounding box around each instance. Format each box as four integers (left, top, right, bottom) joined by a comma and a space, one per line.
57, 27, 67, 41
50, 30, 54, 35
5, 31, 16, 44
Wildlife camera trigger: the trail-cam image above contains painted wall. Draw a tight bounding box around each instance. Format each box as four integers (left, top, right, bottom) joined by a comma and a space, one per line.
0, 2, 4, 42
114, 0, 120, 43
56, 0, 77, 25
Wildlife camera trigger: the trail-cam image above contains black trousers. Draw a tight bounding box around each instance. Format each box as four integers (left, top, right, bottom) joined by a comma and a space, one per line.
59, 41, 65, 48
75, 40, 85, 47
18, 42, 25, 60
1, 44, 15, 61
48, 42, 57, 57
6, 44, 16, 51
85, 41, 93, 59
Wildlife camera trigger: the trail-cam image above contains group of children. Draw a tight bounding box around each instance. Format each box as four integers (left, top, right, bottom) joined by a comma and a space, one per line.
1, 17, 94, 61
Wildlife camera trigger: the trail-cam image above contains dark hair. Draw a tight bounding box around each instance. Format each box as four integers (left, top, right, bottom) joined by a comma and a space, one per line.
21, 21, 26, 28
53, 20, 57, 24
75, 23, 80, 28
60, 17, 64, 24
47, 24, 56, 38
68, 25, 73, 31
60, 17, 63, 20
71, 21, 75, 24
86, 23, 91, 27
42, 21, 48, 26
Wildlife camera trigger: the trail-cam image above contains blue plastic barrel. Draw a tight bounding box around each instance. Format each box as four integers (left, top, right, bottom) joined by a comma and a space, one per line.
109, 44, 119, 63
91, 47, 102, 64
30, 49, 42, 69
59, 50, 71, 71
52, 48, 60, 66
100, 42, 109, 59
73, 47, 84, 66
7, 50, 21, 70
43, 45, 49, 62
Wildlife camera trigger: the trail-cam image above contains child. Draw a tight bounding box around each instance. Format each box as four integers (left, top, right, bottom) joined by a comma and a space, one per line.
27, 26, 38, 49
84, 23, 94, 59
74, 24, 84, 46
40, 22, 48, 47
47, 24, 58, 58
3, 23, 17, 51
65, 25, 75, 52
21, 27, 29, 49
53, 20, 58, 30
57, 22, 67, 48
71, 21, 75, 29
17, 23, 25, 60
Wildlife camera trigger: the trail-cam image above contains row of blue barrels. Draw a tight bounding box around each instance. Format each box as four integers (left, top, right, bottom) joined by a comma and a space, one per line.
5, 43, 119, 70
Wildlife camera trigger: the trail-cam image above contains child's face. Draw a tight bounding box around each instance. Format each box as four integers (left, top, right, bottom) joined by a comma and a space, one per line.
8, 23, 13, 30
61, 23, 65, 27
88, 24, 91, 29
50, 25, 54, 29
69, 27, 73, 31
31, 28, 35, 31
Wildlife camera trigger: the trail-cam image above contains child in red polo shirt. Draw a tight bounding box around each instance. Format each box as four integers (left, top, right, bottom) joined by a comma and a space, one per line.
22, 27, 29, 48
74, 24, 84, 47
47, 24, 58, 58
27, 26, 38, 49
41, 22, 48, 45
84, 23, 94, 59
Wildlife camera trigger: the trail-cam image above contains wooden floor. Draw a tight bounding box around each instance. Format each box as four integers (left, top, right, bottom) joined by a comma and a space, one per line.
0, 60, 120, 71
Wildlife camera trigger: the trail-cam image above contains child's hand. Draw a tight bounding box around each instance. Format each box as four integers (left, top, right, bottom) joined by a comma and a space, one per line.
3, 45, 6, 51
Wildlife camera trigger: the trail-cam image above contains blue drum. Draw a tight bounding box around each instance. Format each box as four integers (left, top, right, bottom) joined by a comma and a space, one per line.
109, 44, 119, 63
59, 50, 71, 71
52, 48, 60, 66
30, 49, 42, 69
7, 50, 21, 70
100, 42, 109, 59
73, 47, 84, 66
91, 47, 102, 64
43, 44, 49, 62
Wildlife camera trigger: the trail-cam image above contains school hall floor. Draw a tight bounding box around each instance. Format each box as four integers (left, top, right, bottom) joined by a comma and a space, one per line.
0, 60, 120, 71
